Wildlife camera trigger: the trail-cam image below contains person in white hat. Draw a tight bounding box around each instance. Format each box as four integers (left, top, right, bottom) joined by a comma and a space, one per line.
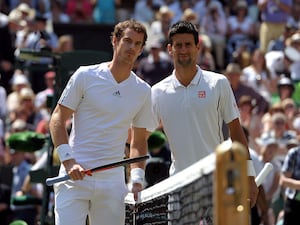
6, 71, 30, 113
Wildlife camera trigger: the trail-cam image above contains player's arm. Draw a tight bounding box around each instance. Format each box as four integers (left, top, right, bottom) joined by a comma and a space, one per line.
49, 104, 85, 180
228, 118, 258, 207
129, 126, 149, 200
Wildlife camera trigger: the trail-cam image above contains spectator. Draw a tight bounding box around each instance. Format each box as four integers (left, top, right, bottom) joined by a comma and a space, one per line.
286, 0, 300, 30
267, 21, 298, 52
255, 136, 281, 225
181, 8, 199, 26
281, 98, 298, 130
92, 0, 116, 24
242, 48, 277, 103
23, 14, 58, 52
238, 95, 264, 150
285, 33, 300, 84
258, 0, 292, 53
65, 0, 94, 23
168, 0, 192, 25
197, 34, 216, 71
17, 87, 43, 132
133, 0, 155, 24
226, 0, 256, 64
7, 72, 30, 113
201, 1, 227, 71
5, 131, 46, 225
48, 0, 70, 23
115, 0, 137, 22
225, 63, 270, 115
272, 76, 295, 105
136, 40, 173, 86
193, 0, 225, 25
35, 71, 55, 114
260, 112, 297, 166
6, 136, 36, 225
149, 5, 174, 50
261, 102, 285, 134
53, 34, 74, 54
1, 9, 26, 93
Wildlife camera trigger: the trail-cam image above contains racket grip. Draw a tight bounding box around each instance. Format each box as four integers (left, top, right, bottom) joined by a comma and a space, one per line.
46, 174, 70, 186
255, 162, 273, 187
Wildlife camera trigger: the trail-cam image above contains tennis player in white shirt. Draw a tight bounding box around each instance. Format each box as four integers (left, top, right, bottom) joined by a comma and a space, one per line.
151, 21, 258, 207
49, 20, 153, 225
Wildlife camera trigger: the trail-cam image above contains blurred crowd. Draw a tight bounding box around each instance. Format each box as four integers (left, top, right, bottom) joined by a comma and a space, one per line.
1, 0, 300, 225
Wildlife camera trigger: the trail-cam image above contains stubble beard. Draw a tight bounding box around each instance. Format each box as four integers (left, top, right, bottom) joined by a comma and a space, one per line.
177, 56, 192, 68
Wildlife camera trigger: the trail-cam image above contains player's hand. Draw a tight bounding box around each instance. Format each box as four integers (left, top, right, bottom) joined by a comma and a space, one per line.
249, 176, 258, 208
63, 159, 85, 180
131, 182, 143, 201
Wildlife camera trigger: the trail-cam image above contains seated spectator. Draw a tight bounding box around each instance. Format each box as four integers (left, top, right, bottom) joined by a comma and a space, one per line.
181, 8, 199, 28
261, 102, 284, 134
48, 0, 70, 23
35, 71, 55, 114
65, 0, 94, 23
201, 1, 227, 71
258, 0, 292, 53
136, 40, 173, 86
225, 63, 270, 116
281, 98, 298, 130
21, 87, 43, 129
193, 0, 225, 25
272, 76, 295, 105
133, 0, 155, 24
238, 95, 263, 149
259, 112, 297, 166
149, 5, 174, 50
242, 48, 277, 103
7, 72, 30, 113
226, 0, 256, 64
255, 136, 281, 224
53, 34, 74, 54
92, 0, 115, 24
23, 14, 58, 52
286, 1, 300, 30
267, 21, 298, 52
197, 34, 216, 71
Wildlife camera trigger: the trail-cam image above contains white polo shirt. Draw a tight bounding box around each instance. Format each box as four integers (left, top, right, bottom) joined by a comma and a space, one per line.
152, 66, 240, 174
58, 62, 153, 170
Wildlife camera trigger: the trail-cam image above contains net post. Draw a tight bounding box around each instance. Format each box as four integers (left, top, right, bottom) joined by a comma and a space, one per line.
214, 140, 250, 225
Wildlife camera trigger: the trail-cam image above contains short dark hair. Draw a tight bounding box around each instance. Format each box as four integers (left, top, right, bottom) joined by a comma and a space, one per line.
111, 19, 148, 46
168, 21, 199, 45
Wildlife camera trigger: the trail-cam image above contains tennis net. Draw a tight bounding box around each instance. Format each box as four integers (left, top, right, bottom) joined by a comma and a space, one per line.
125, 153, 215, 225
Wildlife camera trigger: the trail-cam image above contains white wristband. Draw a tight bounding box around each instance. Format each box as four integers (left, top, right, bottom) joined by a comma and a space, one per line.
56, 144, 74, 162
130, 168, 145, 185
247, 160, 256, 177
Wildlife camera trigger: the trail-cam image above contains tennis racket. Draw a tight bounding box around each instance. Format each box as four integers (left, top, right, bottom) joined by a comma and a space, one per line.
46, 155, 149, 186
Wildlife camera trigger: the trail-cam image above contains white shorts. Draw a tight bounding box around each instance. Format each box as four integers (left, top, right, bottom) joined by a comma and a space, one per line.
54, 168, 128, 225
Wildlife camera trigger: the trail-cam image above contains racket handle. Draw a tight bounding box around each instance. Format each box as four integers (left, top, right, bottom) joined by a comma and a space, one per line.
46, 174, 70, 186
255, 162, 273, 187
